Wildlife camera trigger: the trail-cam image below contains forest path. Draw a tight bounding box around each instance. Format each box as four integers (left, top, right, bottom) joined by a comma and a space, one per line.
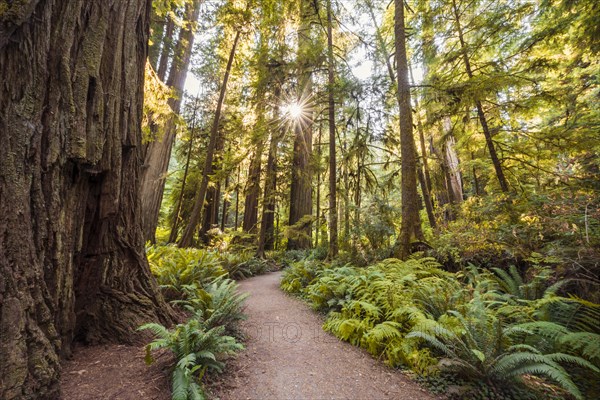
209, 271, 436, 400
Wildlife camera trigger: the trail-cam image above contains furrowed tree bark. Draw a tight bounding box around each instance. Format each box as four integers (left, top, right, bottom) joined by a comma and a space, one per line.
0, 1, 172, 398
141, 0, 202, 243
179, 29, 241, 247
394, 0, 424, 259
288, 0, 315, 250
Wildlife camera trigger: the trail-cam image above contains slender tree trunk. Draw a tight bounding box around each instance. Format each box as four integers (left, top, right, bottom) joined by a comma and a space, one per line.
288, 0, 314, 250
149, 13, 166, 70
141, 0, 202, 242
409, 67, 436, 229
257, 129, 281, 256
326, 0, 338, 258
169, 99, 201, 243
235, 165, 241, 230
315, 122, 323, 248
179, 30, 241, 247
242, 140, 264, 233
394, 0, 424, 259
0, 1, 172, 397
157, 15, 176, 82
451, 0, 509, 192
221, 175, 230, 230
199, 132, 224, 241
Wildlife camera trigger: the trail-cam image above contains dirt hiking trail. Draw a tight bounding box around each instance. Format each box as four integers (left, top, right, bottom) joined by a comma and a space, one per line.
210, 271, 436, 400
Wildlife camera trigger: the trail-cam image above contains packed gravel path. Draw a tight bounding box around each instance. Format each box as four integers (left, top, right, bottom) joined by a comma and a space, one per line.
210, 271, 436, 400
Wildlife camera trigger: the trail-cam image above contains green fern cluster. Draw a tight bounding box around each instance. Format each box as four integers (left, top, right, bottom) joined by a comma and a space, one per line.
147, 245, 226, 297
283, 256, 600, 399
280, 259, 326, 294
218, 251, 275, 280
139, 319, 243, 400
143, 246, 253, 399
174, 278, 248, 335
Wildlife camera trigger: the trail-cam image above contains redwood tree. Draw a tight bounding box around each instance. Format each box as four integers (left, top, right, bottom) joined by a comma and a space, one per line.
394, 0, 424, 258
0, 1, 171, 398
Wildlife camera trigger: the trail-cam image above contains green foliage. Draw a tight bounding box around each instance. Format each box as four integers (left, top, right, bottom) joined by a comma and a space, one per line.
283, 254, 600, 398
140, 319, 243, 400
147, 245, 226, 298
174, 278, 248, 335
218, 251, 276, 280
280, 260, 327, 295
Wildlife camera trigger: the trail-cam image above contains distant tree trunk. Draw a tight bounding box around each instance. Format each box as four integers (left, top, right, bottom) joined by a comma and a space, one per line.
326, 0, 338, 258
243, 140, 264, 233
394, 0, 424, 259
141, 0, 202, 243
0, 1, 172, 398
149, 13, 166, 70
257, 130, 281, 256
200, 132, 224, 241
235, 165, 241, 230
221, 175, 230, 230
450, 0, 509, 192
179, 30, 241, 247
169, 99, 201, 243
156, 15, 176, 81
315, 122, 323, 248
288, 0, 314, 250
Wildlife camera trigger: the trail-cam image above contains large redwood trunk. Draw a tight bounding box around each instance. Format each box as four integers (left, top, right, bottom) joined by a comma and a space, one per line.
0, 1, 172, 398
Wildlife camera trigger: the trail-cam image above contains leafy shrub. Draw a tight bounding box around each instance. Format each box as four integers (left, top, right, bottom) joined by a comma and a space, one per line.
280, 259, 327, 294
407, 296, 599, 400
140, 319, 243, 400
147, 245, 226, 298
174, 278, 248, 335
282, 254, 600, 398
218, 251, 276, 280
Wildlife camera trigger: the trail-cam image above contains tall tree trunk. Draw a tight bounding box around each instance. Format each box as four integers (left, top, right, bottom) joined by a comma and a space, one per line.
409, 67, 436, 229
235, 165, 241, 230
257, 129, 281, 256
221, 175, 230, 230
242, 140, 264, 233
451, 0, 509, 192
179, 30, 241, 247
315, 122, 323, 248
169, 98, 201, 243
156, 15, 175, 81
287, 0, 314, 250
394, 0, 424, 259
149, 13, 166, 70
326, 0, 338, 258
199, 132, 224, 241
0, 1, 172, 397
369, 0, 435, 231
140, 0, 202, 243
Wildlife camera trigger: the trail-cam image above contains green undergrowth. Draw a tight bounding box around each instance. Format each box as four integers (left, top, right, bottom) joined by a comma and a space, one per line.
281, 256, 600, 400
140, 244, 279, 400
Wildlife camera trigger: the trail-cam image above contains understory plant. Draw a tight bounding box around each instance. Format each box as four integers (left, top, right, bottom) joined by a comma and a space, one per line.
139, 320, 243, 400
282, 256, 600, 399
143, 245, 251, 399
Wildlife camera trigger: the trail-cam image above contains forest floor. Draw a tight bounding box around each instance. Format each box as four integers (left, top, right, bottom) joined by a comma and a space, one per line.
61, 271, 436, 399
